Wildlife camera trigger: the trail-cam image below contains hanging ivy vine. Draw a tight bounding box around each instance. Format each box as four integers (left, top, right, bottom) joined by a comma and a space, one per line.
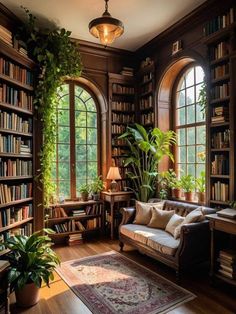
17, 8, 83, 207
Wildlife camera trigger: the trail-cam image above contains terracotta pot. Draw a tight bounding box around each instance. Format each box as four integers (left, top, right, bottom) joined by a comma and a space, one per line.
197, 192, 205, 203
15, 282, 40, 307
184, 191, 194, 202
172, 188, 182, 199
80, 192, 89, 201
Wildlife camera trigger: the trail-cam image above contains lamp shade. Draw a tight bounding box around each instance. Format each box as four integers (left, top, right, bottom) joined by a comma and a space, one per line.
106, 166, 121, 180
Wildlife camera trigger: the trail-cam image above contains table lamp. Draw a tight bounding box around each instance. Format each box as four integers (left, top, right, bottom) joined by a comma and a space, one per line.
106, 166, 121, 192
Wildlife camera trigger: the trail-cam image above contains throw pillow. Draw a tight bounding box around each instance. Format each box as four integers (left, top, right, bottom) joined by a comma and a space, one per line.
174, 207, 205, 239
147, 208, 174, 229
134, 201, 163, 225
165, 214, 184, 237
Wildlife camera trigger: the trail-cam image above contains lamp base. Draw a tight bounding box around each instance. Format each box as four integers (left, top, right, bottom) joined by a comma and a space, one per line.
110, 180, 118, 192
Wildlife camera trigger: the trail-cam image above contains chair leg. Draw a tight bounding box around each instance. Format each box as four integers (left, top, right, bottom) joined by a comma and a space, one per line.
119, 241, 124, 252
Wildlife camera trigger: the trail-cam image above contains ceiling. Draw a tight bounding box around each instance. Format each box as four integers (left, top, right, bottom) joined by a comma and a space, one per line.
2, 0, 206, 51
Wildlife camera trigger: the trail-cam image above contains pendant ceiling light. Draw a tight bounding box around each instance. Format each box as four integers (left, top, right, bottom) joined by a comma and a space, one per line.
89, 0, 124, 45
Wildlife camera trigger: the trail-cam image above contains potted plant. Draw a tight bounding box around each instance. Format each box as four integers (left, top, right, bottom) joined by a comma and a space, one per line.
163, 169, 182, 198
119, 124, 176, 202
195, 171, 206, 203
4, 229, 60, 307
79, 183, 91, 201
180, 174, 195, 201
91, 176, 104, 201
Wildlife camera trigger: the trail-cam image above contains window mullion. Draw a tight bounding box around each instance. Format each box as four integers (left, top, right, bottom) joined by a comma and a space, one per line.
70, 82, 76, 200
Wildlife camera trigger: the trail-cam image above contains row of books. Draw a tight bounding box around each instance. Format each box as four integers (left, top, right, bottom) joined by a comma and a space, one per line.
140, 112, 154, 125
112, 112, 134, 124
218, 249, 236, 280
140, 95, 153, 110
0, 111, 32, 133
211, 181, 229, 202
211, 63, 229, 80
0, 57, 33, 86
0, 204, 33, 228
212, 106, 229, 117
112, 147, 127, 156
68, 233, 83, 246
142, 72, 153, 84
112, 84, 134, 95
210, 82, 229, 100
0, 25, 12, 46
53, 217, 101, 233
0, 84, 33, 111
0, 182, 32, 204
0, 222, 32, 239
211, 154, 229, 175
112, 101, 135, 112
111, 124, 126, 135
203, 7, 235, 36
47, 204, 103, 219
118, 166, 132, 178
0, 135, 31, 154
211, 129, 230, 149
120, 67, 134, 77
0, 158, 32, 177
112, 138, 127, 146
209, 42, 229, 61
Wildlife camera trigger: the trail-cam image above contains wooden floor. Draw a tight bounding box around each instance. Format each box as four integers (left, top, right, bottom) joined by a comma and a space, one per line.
10, 237, 236, 314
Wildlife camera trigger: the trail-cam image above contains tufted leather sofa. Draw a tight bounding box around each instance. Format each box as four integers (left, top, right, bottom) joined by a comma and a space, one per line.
119, 199, 216, 279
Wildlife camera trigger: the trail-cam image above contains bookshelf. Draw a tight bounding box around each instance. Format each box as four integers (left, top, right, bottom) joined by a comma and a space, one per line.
108, 73, 135, 191
203, 7, 235, 208
138, 60, 155, 129
45, 200, 104, 245
0, 25, 35, 255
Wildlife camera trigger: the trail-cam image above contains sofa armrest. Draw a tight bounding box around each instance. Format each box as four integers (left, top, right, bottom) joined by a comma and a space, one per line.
176, 220, 210, 267
120, 207, 136, 226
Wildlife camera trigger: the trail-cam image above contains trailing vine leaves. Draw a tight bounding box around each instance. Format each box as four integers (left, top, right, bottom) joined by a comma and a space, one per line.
17, 8, 82, 207
198, 78, 207, 117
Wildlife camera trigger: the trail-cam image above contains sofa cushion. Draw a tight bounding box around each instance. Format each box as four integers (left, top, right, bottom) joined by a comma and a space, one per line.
147, 230, 180, 256
174, 206, 205, 239
165, 214, 184, 237
120, 224, 162, 245
134, 201, 163, 225
147, 208, 174, 229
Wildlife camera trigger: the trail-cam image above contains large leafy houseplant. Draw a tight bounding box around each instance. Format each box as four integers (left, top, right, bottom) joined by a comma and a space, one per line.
17, 8, 82, 206
119, 124, 176, 202
4, 229, 60, 307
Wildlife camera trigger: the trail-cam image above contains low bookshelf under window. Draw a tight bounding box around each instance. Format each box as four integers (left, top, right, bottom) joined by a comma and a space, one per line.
45, 200, 104, 245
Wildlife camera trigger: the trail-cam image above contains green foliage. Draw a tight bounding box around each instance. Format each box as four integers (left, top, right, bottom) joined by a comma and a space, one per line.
198, 79, 207, 116
17, 8, 82, 206
119, 124, 176, 202
78, 183, 91, 194
159, 169, 180, 189
90, 176, 104, 194
229, 201, 236, 209
195, 171, 206, 193
180, 174, 195, 192
4, 229, 60, 291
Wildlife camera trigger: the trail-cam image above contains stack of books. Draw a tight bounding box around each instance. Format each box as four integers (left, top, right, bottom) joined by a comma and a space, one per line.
211, 106, 229, 124
0, 25, 12, 46
68, 233, 83, 246
120, 67, 134, 76
71, 209, 86, 217
218, 250, 236, 280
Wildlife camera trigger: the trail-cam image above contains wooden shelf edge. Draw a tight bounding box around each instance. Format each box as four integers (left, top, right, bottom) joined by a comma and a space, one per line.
202, 22, 236, 44
0, 102, 33, 115
0, 129, 33, 137
0, 217, 33, 233
0, 73, 33, 91
0, 197, 33, 209
46, 214, 101, 222
0, 176, 33, 181
0, 153, 33, 158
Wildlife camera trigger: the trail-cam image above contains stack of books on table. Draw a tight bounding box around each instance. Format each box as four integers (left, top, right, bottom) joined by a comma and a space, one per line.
120, 67, 134, 76
68, 233, 83, 246
71, 209, 86, 217
0, 25, 12, 46
218, 250, 236, 280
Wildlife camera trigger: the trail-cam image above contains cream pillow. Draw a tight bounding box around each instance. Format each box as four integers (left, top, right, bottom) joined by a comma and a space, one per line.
147, 208, 174, 229
174, 207, 205, 239
134, 201, 163, 225
165, 214, 184, 237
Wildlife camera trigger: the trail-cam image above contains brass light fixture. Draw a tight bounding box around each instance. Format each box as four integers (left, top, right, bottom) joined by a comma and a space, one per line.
89, 0, 124, 45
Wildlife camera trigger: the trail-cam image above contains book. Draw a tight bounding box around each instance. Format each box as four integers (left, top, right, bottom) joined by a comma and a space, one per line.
217, 208, 236, 219
0, 260, 9, 271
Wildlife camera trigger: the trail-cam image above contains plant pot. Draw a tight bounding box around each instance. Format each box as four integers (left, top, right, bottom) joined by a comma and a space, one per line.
184, 191, 194, 202
172, 188, 181, 199
80, 192, 89, 201
15, 282, 40, 307
92, 193, 100, 201
197, 192, 205, 203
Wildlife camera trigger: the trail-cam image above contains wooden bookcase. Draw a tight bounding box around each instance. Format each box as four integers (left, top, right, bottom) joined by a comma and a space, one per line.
45, 200, 104, 244
138, 61, 155, 129
108, 73, 136, 191
0, 29, 35, 256
203, 7, 236, 209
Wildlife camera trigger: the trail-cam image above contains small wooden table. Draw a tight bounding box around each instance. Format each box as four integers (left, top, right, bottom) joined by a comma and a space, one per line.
206, 213, 236, 286
101, 191, 133, 240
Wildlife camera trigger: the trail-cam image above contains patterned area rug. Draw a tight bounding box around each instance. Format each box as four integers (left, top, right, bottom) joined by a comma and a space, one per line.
56, 251, 195, 314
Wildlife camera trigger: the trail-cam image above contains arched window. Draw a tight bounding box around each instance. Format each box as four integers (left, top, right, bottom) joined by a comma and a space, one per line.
174, 65, 205, 178
51, 81, 99, 200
